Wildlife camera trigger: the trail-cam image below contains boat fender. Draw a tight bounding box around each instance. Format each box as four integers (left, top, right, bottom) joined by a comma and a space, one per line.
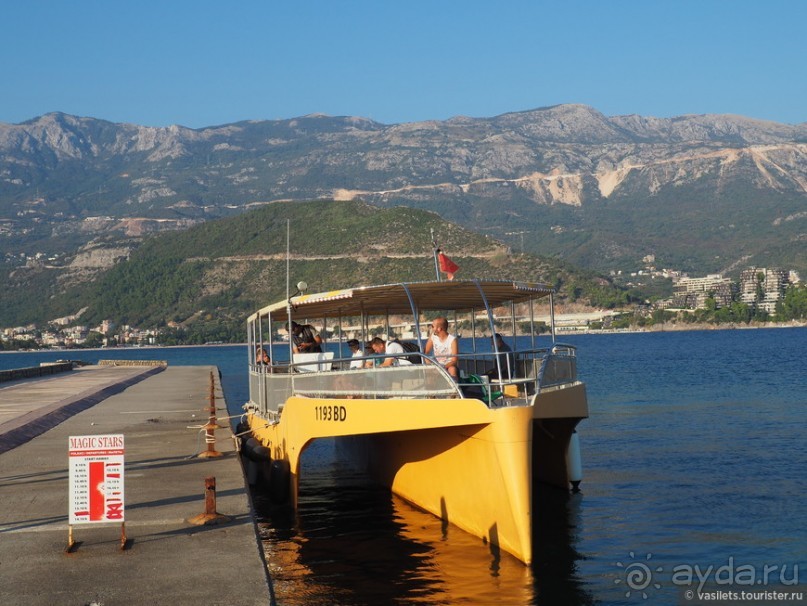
246, 459, 259, 485
269, 459, 291, 504
242, 437, 272, 462
566, 429, 583, 492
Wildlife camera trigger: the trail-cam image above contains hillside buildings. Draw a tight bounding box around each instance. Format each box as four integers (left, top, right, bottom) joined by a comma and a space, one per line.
738, 268, 790, 313
672, 274, 736, 309
670, 267, 795, 312
2, 321, 158, 349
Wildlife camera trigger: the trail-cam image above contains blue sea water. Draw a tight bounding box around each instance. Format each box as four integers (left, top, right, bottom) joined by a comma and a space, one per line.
2, 328, 805, 604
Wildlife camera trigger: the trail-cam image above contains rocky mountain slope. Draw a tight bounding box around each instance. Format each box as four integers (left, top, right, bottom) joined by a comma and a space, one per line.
1, 105, 805, 276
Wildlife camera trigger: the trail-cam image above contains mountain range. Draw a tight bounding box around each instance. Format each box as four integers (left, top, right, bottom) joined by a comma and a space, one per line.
1, 104, 805, 327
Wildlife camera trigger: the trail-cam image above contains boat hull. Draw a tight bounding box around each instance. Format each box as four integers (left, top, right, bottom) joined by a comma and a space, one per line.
246, 381, 587, 564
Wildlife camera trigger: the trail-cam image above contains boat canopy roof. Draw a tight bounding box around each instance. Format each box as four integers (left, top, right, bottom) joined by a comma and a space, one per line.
249, 279, 553, 323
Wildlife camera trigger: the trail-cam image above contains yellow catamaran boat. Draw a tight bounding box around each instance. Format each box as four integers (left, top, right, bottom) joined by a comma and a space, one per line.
241, 279, 588, 564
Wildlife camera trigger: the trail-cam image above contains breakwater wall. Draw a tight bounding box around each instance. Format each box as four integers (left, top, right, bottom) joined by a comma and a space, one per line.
98, 359, 168, 367
0, 362, 73, 383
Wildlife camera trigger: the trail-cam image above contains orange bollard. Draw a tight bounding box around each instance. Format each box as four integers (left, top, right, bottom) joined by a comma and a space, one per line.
187, 477, 232, 526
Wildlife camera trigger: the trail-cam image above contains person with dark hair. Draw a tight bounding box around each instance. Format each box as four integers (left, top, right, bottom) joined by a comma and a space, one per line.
486, 333, 515, 380
288, 321, 323, 353
255, 347, 270, 365
366, 336, 408, 367
347, 339, 365, 369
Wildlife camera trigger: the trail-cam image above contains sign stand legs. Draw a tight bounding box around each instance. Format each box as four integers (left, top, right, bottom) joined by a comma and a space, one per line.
66, 524, 77, 553
65, 522, 130, 553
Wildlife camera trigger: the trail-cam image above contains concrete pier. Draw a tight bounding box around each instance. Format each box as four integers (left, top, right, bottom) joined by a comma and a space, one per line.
0, 365, 272, 605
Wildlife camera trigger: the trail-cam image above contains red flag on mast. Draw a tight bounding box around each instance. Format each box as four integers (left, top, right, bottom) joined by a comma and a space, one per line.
438, 252, 459, 280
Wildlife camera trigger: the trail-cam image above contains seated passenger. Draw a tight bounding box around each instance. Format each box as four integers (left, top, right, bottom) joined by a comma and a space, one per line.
367, 337, 409, 367
347, 339, 365, 369
255, 347, 271, 366
486, 333, 515, 380
423, 317, 458, 378
287, 321, 323, 353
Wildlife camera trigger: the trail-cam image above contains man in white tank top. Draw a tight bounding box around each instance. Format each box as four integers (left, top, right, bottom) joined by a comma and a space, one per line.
424, 317, 458, 379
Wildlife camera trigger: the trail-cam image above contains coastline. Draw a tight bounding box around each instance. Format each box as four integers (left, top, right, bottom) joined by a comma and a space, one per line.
555, 320, 807, 336
3, 321, 806, 355
0, 342, 248, 355
565, 319, 807, 335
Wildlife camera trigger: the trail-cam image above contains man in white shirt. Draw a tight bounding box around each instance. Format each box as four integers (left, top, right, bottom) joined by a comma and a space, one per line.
368, 337, 410, 367
423, 317, 458, 378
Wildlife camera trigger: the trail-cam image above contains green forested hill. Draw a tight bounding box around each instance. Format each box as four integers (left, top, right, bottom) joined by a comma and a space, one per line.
19, 200, 629, 339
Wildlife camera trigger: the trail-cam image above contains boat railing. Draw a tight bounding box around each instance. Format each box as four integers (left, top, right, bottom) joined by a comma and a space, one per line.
537, 343, 579, 389
247, 344, 579, 414
454, 345, 578, 402
455, 351, 526, 381
455, 349, 532, 405
455, 347, 550, 380
249, 353, 460, 413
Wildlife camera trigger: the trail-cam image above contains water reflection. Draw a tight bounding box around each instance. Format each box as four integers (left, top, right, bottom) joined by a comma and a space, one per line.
253, 438, 595, 605
532, 488, 595, 605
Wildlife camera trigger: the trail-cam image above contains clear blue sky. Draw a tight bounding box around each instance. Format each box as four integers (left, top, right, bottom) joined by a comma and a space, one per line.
2, 0, 805, 128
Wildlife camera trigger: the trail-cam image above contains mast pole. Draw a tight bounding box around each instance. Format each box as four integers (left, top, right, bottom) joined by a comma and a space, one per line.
549, 292, 557, 344
286, 220, 295, 387
430, 228, 441, 281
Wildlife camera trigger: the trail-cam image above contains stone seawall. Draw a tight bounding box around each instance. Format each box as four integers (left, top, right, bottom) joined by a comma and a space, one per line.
0, 362, 73, 383
98, 359, 168, 367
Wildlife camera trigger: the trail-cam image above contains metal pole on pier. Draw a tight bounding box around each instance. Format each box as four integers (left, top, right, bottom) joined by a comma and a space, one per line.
198, 371, 223, 459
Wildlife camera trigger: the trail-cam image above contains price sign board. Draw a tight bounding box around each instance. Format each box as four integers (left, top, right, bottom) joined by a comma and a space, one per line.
68, 434, 125, 524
